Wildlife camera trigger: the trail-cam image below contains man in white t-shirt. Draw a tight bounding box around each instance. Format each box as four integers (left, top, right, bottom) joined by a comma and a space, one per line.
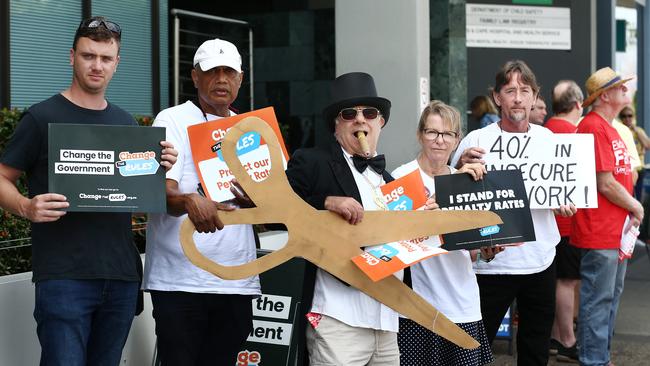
451, 60, 575, 366
143, 39, 261, 365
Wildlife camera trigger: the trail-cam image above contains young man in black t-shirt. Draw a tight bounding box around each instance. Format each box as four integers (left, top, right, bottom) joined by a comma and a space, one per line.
0, 17, 177, 365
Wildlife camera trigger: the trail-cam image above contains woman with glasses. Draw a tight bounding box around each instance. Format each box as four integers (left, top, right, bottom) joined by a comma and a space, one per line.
393, 100, 498, 366
618, 106, 650, 198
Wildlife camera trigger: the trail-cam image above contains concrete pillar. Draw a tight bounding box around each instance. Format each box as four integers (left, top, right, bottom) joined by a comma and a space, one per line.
335, 0, 430, 170
430, 0, 467, 132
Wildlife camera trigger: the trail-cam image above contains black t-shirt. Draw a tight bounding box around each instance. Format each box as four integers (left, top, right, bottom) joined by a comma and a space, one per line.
1, 94, 140, 282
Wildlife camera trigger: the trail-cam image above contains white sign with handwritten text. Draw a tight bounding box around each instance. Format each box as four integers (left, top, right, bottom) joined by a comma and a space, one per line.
481, 134, 597, 209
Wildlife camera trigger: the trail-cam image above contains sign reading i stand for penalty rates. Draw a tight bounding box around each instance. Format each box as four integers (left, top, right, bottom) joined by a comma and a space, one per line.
187, 107, 289, 203
435, 170, 535, 250
48, 124, 166, 212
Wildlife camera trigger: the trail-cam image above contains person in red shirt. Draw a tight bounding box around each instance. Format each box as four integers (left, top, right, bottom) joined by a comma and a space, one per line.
570, 68, 643, 366
545, 80, 583, 362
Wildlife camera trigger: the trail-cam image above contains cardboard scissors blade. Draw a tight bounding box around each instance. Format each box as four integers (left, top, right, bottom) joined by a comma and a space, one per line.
180, 116, 502, 349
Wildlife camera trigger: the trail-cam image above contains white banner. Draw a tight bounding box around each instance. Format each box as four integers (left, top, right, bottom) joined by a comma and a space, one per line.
481, 134, 597, 208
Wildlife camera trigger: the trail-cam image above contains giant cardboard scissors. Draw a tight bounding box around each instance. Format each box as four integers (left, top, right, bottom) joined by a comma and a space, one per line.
180, 117, 502, 349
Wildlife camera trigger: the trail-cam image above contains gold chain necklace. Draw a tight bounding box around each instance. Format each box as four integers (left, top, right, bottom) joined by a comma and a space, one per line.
361, 172, 389, 211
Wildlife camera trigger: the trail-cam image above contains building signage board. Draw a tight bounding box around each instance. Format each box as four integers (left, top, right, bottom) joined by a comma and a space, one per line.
466, 4, 571, 50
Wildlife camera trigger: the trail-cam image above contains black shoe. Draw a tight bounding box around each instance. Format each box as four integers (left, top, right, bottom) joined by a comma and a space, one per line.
549, 338, 561, 355
557, 342, 579, 363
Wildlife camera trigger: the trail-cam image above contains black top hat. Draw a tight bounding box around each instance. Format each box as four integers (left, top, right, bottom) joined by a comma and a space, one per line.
323, 72, 391, 131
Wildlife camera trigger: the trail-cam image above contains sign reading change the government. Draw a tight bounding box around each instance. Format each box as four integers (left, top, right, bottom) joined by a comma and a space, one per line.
48, 124, 166, 212
481, 133, 597, 209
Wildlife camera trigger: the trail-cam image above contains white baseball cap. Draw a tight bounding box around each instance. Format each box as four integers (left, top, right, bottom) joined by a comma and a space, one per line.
193, 38, 242, 73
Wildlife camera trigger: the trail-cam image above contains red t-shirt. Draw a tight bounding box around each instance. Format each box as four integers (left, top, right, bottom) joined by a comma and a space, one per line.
544, 117, 577, 134
544, 117, 577, 236
570, 112, 633, 249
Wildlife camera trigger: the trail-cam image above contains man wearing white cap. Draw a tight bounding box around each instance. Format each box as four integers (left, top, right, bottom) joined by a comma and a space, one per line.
570, 67, 642, 366
143, 39, 261, 365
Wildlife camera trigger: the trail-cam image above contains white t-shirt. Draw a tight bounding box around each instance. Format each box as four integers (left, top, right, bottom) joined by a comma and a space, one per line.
143, 101, 261, 295
309, 148, 401, 332
392, 160, 482, 323
451, 123, 560, 275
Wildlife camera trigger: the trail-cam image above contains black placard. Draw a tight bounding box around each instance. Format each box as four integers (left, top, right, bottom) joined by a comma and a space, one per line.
48, 124, 166, 212
434, 169, 535, 250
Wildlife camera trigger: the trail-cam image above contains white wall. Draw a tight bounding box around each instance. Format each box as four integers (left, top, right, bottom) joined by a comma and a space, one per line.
0, 233, 293, 366
335, 0, 430, 171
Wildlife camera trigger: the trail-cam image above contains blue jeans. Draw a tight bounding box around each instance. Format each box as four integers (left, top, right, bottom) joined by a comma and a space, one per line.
578, 249, 627, 366
34, 279, 139, 366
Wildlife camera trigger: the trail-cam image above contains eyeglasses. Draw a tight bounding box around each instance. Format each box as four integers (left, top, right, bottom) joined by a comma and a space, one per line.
78, 18, 121, 36
338, 107, 381, 121
621, 114, 634, 119
422, 129, 458, 142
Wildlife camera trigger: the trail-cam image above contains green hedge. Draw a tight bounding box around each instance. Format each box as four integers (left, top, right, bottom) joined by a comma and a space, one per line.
0, 109, 152, 275
0, 108, 31, 275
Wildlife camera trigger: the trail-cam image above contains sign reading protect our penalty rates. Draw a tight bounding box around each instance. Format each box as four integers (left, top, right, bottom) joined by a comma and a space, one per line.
187, 107, 289, 203
48, 124, 166, 212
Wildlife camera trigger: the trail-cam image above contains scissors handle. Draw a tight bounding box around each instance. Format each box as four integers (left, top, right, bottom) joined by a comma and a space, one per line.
180, 117, 309, 280
179, 217, 296, 280
221, 117, 296, 208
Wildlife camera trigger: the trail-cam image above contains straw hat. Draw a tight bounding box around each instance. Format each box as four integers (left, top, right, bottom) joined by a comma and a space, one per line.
582, 67, 633, 108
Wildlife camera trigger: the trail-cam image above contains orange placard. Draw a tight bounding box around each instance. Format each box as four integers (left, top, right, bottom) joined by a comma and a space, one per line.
187, 107, 289, 202
380, 169, 428, 211
351, 169, 448, 282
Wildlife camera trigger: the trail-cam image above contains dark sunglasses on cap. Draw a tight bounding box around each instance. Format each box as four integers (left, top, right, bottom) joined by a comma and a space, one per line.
78, 18, 121, 36
338, 107, 381, 121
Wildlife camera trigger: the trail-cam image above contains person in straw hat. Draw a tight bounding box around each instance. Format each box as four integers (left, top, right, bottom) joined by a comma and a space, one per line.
569, 67, 642, 366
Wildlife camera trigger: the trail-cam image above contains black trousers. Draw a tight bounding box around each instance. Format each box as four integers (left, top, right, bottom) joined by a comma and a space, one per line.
150, 291, 254, 366
477, 262, 556, 366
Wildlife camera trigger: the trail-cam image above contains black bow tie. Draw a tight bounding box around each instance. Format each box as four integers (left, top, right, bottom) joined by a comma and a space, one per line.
352, 154, 386, 175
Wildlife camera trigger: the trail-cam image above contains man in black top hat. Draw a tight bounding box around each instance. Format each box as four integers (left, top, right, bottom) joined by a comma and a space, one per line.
285, 72, 400, 365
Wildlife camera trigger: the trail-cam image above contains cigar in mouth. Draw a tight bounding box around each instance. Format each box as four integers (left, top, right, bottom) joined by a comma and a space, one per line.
355, 131, 370, 157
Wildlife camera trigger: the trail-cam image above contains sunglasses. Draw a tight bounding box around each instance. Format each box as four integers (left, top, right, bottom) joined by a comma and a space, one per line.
338, 107, 381, 121
78, 18, 121, 36
621, 114, 634, 118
